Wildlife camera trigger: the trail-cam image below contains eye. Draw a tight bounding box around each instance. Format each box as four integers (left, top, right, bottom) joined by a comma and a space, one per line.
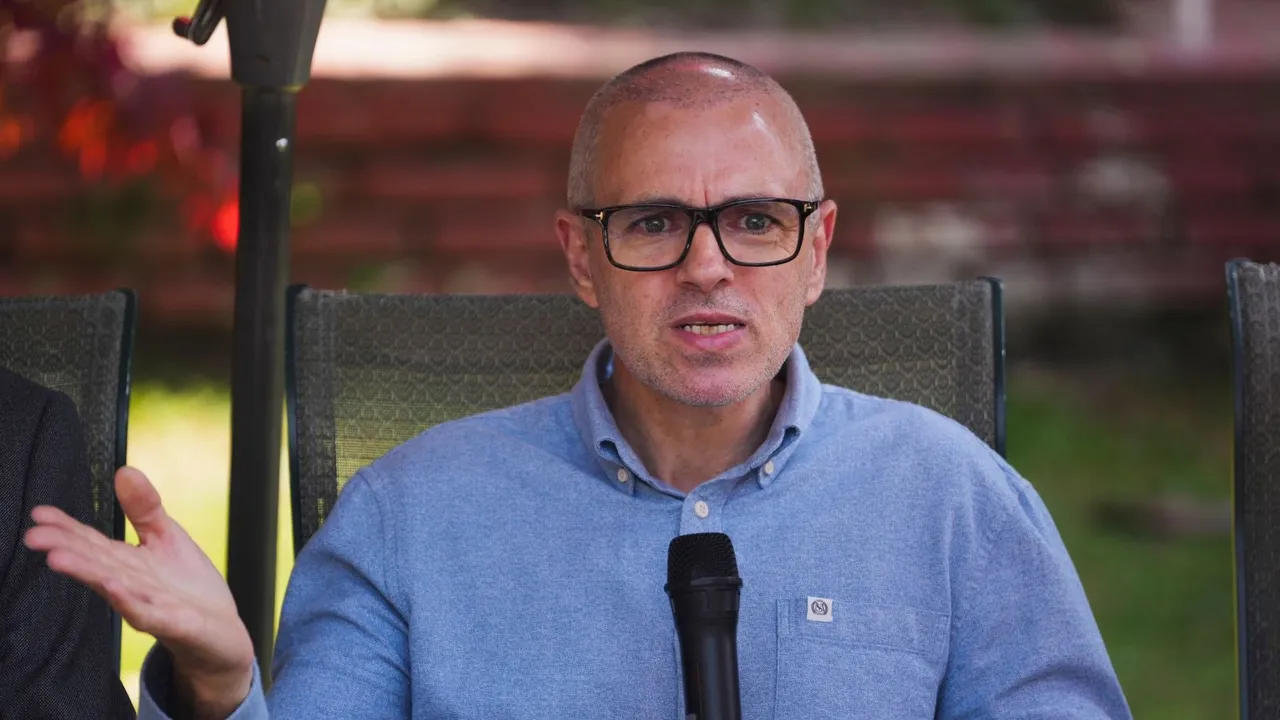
621, 209, 683, 235
640, 216, 668, 234
742, 214, 771, 232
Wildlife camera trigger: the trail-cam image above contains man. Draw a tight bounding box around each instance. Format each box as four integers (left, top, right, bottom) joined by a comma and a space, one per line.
24, 52, 1132, 719
0, 365, 137, 719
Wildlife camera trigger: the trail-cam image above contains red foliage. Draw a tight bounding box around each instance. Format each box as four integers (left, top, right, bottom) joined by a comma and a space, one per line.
212, 195, 238, 252
0, 0, 238, 250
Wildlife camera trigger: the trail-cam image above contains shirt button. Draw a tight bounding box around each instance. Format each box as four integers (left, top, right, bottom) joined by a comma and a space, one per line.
694, 500, 710, 518
763, 460, 776, 475
616, 468, 630, 483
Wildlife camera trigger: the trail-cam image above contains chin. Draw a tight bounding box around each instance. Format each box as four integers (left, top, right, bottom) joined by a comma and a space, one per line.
658, 374, 763, 408
612, 336, 787, 408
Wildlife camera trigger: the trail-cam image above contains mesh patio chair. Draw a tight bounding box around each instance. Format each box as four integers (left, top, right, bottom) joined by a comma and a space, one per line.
1228, 258, 1280, 720
0, 289, 137, 673
285, 280, 1006, 555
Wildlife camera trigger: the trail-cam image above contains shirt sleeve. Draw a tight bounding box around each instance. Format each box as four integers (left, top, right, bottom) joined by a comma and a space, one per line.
936, 460, 1133, 719
136, 468, 409, 719
136, 645, 267, 720
269, 468, 411, 716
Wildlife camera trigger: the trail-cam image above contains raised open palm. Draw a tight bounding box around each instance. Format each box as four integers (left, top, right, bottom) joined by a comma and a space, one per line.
24, 466, 255, 715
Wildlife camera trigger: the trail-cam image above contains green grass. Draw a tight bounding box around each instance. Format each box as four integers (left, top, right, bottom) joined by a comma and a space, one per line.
115, 368, 1237, 717
117, 382, 294, 702
1005, 369, 1235, 719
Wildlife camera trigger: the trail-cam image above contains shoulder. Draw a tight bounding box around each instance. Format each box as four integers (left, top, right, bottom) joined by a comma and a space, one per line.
0, 366, 51, 415
0, 367, 91, 522
811, 384, 1041, 535
357, 392, 579, 492
814, 384, 994, 461
0, 367, 80, 448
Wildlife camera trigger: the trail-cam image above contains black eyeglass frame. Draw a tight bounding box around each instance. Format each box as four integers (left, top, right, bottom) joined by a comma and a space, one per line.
577, 197, 821, 272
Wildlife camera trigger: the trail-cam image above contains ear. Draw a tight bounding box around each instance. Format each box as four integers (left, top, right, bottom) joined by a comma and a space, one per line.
804, 199, 838, 305
555, 209, 600, 308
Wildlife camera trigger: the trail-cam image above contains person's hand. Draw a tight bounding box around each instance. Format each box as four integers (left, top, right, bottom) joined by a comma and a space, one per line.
24, 466, 255, 719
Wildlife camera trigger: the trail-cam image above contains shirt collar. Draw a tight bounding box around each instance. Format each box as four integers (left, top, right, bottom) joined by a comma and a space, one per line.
569, 339, 823, 496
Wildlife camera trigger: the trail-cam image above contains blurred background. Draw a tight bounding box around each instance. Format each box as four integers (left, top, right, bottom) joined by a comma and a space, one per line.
4, 0, 1271, 716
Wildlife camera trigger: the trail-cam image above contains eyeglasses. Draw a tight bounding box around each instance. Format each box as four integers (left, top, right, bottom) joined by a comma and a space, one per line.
578, 197, 820, 272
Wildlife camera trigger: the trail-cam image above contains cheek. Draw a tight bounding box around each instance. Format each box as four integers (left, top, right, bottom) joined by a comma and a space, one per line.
759, 273, 811, 320
598, 278, 663, 333
756, 277, 811, 343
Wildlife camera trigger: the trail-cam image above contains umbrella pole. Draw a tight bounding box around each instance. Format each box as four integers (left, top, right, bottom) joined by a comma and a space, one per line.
225, 86, 297, 684
174, 0, 325, 687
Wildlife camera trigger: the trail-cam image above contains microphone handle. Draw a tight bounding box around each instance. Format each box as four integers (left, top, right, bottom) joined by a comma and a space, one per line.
682, 621, 742, 720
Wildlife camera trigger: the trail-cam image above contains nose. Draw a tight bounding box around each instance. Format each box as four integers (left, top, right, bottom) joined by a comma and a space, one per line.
675, 221, 733, 292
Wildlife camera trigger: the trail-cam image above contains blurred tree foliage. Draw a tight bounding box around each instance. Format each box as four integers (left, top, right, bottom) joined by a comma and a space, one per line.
0, 0, 240, 255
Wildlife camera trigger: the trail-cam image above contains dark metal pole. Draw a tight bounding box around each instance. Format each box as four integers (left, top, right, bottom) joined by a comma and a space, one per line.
173, 0, 325, 688
225, 87, 297, 684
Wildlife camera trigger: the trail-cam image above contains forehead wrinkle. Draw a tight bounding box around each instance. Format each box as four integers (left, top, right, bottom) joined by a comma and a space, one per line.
597, 99, 803, 202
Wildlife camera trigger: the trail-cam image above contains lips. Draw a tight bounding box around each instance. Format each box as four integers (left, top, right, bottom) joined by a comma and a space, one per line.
673, 312, 746, 338
673, 313, 745, 327
680, 322, 741, 336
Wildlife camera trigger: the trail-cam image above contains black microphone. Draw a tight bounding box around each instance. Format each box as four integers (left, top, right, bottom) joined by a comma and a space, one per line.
665, 532, 743, 720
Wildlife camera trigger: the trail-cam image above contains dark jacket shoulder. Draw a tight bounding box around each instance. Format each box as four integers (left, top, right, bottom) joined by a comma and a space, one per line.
0, 365, 137, 719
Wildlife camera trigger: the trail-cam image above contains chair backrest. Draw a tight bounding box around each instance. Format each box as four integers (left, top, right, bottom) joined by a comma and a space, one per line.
0, 289, 137, 673
286, 280, 1006, 554
1227, 258, 1280, 720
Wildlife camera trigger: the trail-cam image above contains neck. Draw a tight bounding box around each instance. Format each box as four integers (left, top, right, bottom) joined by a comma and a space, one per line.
603, 360, 786, 494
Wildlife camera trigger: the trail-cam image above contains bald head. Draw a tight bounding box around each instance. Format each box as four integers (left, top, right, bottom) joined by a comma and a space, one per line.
566, 52, 823, 209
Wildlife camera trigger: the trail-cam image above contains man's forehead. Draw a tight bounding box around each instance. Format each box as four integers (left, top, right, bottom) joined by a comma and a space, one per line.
600, 92, 785, 141
590, 96, 803, 204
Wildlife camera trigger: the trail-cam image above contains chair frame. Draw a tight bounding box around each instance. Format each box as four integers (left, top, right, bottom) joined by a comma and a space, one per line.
285, 284, 306, 555
988, 276, 1008, 459
1227, 257, 1270, 720
110, 289, 136, 676
285, 280, 1007, 555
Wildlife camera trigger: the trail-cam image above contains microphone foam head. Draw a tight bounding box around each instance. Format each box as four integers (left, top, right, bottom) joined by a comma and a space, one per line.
667, 532, 739, 589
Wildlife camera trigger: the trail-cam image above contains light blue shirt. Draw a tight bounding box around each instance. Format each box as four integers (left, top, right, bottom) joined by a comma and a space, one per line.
139, 340, 1131, 719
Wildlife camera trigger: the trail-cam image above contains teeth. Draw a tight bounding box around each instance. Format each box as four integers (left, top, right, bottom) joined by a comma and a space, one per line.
681, 324, 738, 336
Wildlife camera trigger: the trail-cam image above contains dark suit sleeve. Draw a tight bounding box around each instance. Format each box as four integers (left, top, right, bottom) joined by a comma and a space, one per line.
0, 388, 137, 719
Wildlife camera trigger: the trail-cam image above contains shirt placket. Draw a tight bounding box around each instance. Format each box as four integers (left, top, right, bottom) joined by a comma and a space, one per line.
678, 478, 730, 535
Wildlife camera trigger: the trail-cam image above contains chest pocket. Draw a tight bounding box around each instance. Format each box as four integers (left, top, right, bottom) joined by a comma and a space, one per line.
774, 598, 949, 720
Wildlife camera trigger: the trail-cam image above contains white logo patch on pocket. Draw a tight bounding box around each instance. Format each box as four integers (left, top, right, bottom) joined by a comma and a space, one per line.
806, 596, 833, 622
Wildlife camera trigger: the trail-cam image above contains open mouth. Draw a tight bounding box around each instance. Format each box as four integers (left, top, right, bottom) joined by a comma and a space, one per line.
679, 323, 743, 336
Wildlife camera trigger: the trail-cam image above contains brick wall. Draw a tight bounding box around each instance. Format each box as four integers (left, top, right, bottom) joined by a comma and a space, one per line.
4, 21, 1280, 327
